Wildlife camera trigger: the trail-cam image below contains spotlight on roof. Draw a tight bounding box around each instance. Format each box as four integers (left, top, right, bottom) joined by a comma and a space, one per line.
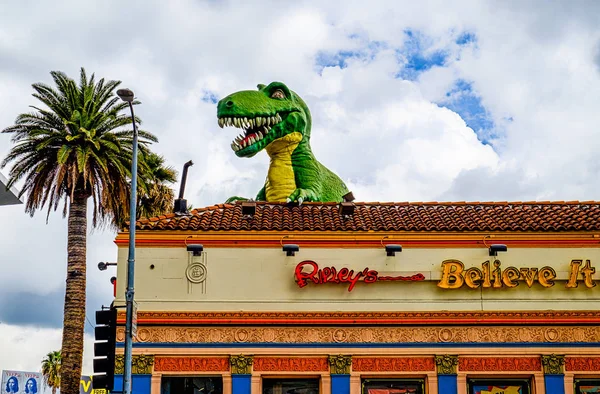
339, 202, 355, 218
282, 244, 300, 256
385, 244, 403, 257
489, 244, 508, 257
187, 244, 204, 256
241, 201, 256, 217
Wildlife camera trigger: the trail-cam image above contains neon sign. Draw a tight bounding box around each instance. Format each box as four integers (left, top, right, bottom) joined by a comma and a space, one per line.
294, 260, 425, 292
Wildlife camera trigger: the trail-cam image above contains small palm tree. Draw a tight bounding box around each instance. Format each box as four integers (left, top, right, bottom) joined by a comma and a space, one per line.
2, 68, 160, 394
137, 152, 177, 219
41, 350, 61, 394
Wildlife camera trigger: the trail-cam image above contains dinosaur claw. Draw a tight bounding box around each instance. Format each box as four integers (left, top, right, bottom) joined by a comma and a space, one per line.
286, 198, 291, 203
298, 197, 303, 205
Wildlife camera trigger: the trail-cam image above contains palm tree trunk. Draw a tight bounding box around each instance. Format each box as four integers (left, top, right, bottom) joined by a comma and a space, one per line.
60, 191, 87, 394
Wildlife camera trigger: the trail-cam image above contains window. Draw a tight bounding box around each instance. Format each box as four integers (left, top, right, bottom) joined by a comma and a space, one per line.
467, 379, 530, 394
161, 376, 223, 394
361, 378, 425, 394
262, 378, 320, 394
574, 379, 600, 393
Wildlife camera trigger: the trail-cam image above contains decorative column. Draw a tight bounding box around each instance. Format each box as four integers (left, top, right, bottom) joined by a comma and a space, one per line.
114, 355, 155, 394
230, 355, 254, 394
329, 355, 352, 394
435, 355, 458, 394
542, 355, 565, 394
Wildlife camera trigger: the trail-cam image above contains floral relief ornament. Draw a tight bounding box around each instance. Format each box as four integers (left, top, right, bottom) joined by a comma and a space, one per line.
329, 355, 352, 374
542, 354, 565, 375
113, 354, 154, 374
435, 355, 459, 375
230, 355, 254, 374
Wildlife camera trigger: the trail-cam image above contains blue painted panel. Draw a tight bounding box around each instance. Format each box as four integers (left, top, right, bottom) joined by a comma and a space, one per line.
544, 375, 565, 394
438, 375, 457, 394
331, 375, 350, 394
112, 375, 151, 394
232, 375, 251, 394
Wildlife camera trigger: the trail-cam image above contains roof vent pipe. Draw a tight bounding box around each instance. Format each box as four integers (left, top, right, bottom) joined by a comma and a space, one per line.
174, 160, 194, 214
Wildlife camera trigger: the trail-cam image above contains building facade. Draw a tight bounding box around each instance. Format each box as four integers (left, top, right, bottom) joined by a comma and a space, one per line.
112, 201, 600, 394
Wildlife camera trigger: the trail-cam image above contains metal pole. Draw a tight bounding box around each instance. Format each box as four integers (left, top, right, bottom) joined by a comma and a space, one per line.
123, 101, 138, 394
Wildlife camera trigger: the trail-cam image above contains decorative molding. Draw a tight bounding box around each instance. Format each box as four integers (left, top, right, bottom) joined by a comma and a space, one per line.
253, 357, 329, 372
435, 355, 458, 375
154, 357, 229, 372
230, 355, 253, 374
329, 355, 352, 374
119, 325, 600, 344
459, 357, 541, 371
353, 357, 435, 372
114, 354, 154, 375
120, 310, 600, 326
565, 357, 600, 371
542, 354, 565, 375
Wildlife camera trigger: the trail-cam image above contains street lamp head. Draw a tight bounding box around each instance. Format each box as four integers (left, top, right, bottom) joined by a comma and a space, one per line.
117, 88, 135, 103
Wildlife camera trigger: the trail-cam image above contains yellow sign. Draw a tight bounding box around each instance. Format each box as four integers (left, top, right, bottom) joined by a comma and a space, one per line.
437, 259, 596, 289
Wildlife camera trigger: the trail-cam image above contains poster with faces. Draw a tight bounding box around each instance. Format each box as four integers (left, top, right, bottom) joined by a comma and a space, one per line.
1, 371, 42, 394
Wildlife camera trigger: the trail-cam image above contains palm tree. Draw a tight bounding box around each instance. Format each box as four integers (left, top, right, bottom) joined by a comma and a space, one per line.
1, 68, 159, 394
137, 152, 177, 219
41, 350, 61, 394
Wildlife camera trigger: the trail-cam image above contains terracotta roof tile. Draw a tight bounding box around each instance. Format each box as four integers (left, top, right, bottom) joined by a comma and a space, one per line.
135, 201, 600, 232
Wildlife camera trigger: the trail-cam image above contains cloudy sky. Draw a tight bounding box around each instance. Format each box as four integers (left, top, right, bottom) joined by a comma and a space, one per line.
1, 0, 600, 376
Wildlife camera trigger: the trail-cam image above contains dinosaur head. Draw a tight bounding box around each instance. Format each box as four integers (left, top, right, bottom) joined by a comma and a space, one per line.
217, 82, 311, 157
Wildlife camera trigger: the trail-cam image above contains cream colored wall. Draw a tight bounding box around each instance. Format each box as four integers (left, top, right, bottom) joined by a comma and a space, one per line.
114, 246, 600, 311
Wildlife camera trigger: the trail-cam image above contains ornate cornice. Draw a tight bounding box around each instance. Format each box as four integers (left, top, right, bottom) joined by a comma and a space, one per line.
435, 355, 458, 375
565, 357, 600, 371
118, 325, 600, 344
230, 355, 253, 374
154, 357, 229, 372
114, 354, 154, 375
329, 355, 352, 374
253, 357, 329, 372
459, 357, 541, 371
353, 357, 435, 372
120, 310, 600, 326
542, 354, 565, 375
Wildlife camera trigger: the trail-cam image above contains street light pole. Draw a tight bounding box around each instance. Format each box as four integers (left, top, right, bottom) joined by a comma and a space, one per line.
117, 88, 138, 394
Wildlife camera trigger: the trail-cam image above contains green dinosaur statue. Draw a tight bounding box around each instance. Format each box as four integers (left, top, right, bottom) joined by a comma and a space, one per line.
217, 81, 353, 203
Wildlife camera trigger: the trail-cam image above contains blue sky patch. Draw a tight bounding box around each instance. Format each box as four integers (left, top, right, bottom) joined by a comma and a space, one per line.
456, 31, 476, 45
440, 79, 496, 144
314, 38, 388, 74
201, 90, 219, 104
395, 29, 449, 80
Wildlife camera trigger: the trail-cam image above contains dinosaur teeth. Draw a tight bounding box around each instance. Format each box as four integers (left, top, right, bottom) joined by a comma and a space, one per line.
257, 131, 263, 140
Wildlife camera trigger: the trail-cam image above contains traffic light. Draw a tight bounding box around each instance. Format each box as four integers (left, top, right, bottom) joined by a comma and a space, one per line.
93, 307, 117, 391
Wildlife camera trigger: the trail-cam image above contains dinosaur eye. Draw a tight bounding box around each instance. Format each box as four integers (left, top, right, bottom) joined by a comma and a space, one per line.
271, 89, 286, 99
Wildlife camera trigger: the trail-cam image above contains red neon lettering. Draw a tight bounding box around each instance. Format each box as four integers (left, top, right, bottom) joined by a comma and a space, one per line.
294, 261, 425, 292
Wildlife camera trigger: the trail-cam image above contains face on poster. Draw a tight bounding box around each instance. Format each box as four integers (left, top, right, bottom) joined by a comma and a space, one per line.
472, 385, 524, 394
1, 371, 41, 394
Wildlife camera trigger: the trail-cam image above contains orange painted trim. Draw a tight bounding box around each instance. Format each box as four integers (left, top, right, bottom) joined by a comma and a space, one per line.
459, 357, 541, 371
353, 357, 435, 372
114, 232, 600, 248
253, 357, 329, 372
116, 311, 600, 326
565, 356, 600, 371
154, 356, 229, 372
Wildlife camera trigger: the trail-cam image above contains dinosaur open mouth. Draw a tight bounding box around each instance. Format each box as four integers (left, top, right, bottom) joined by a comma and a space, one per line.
218, 114, 283, 151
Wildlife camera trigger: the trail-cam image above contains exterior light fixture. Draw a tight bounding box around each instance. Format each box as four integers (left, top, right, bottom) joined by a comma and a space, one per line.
282, 244, 300, 256
187, 244, 204, 256
97, 262, 117, 271
116, 88, 135, 103
489, 244, 508, 257
339, 202, 355, 217
385, 244, 403, 256
241, 201, 256, 217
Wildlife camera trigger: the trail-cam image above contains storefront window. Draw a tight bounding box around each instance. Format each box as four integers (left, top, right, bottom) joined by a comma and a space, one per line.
467, 379, 530, 394
361, 378, 424, 394
262, 378, 319, 394
161, 376, 223, 394
575, 380, 600, 393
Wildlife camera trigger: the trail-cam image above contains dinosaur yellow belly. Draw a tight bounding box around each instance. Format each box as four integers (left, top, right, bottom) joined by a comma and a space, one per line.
265, 132, 302, 202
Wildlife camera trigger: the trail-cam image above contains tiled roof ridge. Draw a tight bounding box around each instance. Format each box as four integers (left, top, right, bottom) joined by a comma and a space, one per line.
133, 200, 600, 232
